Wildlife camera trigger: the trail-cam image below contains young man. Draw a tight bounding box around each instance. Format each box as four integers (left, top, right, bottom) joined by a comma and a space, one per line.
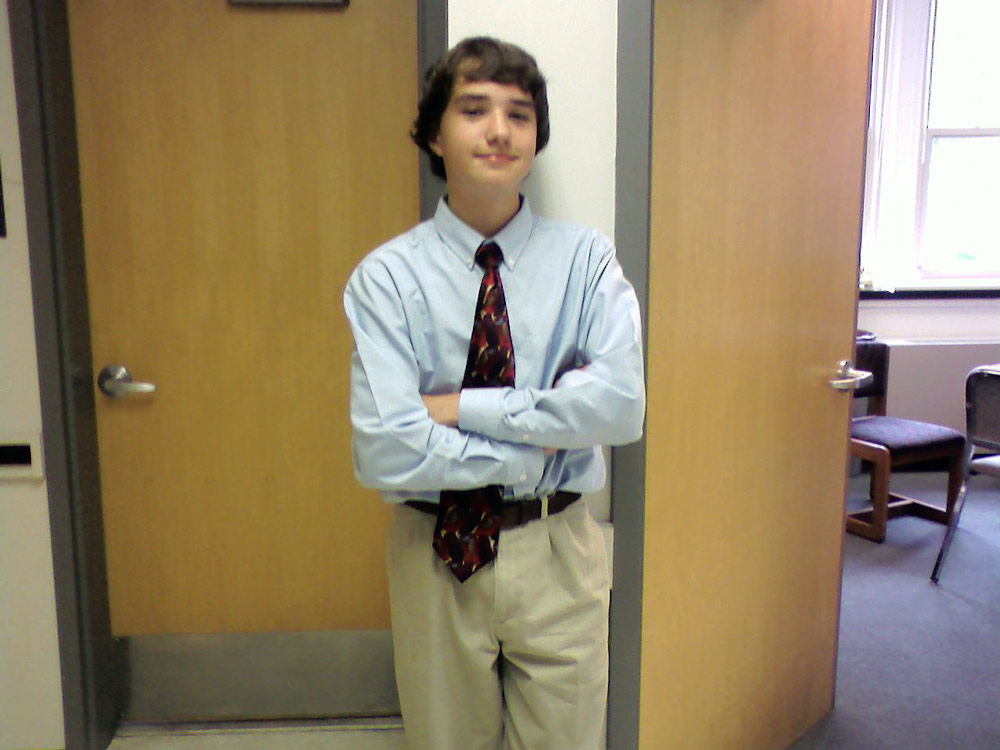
343, 37, 645, 750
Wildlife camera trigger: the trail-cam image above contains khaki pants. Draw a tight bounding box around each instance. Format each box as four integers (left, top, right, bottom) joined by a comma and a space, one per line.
387, 499, 611, 750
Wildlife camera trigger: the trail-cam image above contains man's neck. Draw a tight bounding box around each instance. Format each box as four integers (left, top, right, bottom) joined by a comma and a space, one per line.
446, 187, 522, 238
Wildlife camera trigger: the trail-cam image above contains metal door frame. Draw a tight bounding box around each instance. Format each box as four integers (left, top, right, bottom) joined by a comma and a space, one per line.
11, 1, 117, 746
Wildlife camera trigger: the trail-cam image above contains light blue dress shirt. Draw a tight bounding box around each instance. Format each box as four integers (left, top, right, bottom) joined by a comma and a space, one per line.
343, 197, 645, 504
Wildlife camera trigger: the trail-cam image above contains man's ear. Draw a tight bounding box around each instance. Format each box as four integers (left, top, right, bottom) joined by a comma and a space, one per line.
429, 136, 443, 157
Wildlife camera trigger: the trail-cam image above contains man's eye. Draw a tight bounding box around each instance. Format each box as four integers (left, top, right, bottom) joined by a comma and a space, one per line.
510, 111, 533, 122
461, 107, 484, 116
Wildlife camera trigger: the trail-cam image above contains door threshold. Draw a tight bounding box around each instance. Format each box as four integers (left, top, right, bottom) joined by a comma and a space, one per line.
118, 630, 400, 722
117, 716, 404, 737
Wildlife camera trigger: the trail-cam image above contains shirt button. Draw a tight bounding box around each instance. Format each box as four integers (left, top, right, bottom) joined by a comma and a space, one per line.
522, 434, 530, 441
519, 473, 527, 481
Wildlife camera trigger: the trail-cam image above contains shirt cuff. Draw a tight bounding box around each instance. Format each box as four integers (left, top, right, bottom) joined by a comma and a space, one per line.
458, 387, 507, 439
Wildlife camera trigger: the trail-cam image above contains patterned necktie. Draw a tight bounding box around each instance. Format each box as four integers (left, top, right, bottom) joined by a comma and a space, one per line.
433, 242, 515, 582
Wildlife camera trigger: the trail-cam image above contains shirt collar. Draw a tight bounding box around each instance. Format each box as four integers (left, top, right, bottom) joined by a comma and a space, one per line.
433, 195, 534, 271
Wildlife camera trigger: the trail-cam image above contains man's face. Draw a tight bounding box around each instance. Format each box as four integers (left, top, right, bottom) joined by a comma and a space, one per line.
430, 74, 537, 196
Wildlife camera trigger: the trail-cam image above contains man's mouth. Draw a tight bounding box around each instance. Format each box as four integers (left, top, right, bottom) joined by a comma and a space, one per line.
476, 153, 517, 162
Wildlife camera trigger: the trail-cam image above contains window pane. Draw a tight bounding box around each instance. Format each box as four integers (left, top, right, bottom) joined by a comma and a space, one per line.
928, 0, 1000, 127
920, 135, 1000, 275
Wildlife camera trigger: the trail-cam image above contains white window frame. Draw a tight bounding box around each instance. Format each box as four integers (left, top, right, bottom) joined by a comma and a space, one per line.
860, 0, 1000, 293
916, 128, 1000, 279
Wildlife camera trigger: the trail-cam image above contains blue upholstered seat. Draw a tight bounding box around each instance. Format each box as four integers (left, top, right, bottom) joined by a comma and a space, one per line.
851, 416, 965, 456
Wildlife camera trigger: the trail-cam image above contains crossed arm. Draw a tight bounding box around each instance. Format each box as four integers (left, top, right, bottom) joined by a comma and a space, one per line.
421, 393, 558, 456
343, 244, 644, 493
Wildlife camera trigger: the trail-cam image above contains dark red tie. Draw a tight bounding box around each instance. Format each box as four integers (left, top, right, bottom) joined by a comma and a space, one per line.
433, 242, 515, 582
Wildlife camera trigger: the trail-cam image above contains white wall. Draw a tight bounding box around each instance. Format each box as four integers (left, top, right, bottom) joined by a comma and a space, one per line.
447, 0, 619, 522
883, 341, 1000, 432
858, 298, 1000, 342
448, 0, 618, 239
858, 299, 1000, 430
0, 1, 67, 747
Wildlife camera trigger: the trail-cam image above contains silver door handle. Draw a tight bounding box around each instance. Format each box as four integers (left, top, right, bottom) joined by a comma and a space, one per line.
97, 365, 157, 398
828, 360, 872, 391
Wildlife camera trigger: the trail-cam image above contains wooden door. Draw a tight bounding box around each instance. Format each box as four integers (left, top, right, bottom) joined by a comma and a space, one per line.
639, 1, 872, 747
68, 0, 417, 637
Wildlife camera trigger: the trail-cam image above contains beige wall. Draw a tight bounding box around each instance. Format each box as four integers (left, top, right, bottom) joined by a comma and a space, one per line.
858, 301, 1000, 430
0, 1, 67, 747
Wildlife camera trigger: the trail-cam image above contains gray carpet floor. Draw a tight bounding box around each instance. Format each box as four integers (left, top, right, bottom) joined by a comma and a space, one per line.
110, 473, 1000, 749
791, 472, 1000, 750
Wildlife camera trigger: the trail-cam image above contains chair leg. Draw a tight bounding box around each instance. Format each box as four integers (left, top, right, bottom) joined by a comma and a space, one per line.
870, 459, 889, 541
944, 447, 966, 519
846, 458, 890, 543
931, 443, 975, 584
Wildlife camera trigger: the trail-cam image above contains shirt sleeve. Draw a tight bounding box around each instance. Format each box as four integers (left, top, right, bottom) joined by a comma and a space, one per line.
344, 257, 546, 494
458, 238, 645, 449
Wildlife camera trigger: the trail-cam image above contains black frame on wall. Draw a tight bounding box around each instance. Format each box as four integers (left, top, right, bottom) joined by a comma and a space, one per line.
1, 157, 7, 236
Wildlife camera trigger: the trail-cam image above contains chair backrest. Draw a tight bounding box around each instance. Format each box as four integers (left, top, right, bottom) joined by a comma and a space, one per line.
967, 364, 1000, 451
854, 340, 889, 415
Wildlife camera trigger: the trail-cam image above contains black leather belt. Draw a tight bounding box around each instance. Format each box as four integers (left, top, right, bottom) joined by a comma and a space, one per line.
405, 491, 580, 529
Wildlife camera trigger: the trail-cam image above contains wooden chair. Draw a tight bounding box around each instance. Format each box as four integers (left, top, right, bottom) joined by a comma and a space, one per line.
931, 363, 1000, 582
846, 341, 967, 543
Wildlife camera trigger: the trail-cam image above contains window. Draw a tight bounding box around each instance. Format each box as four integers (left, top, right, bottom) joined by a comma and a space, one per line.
861, 0, 1000, 292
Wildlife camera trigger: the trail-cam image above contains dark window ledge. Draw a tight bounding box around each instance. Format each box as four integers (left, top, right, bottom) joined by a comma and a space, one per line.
861, 288, 1000, 300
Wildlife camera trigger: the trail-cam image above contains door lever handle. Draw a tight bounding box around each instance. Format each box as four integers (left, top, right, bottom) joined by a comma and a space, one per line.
97, 365, 157, 398
828, 360, 873, 391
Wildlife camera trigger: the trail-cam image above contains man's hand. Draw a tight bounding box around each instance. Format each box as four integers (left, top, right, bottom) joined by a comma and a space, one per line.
421, 393, 461, 427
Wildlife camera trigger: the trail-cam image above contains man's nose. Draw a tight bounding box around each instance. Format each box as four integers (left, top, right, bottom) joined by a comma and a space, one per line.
486, 109, 511, 143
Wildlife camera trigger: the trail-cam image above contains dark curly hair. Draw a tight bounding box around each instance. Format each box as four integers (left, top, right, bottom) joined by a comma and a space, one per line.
410, 37, 550, 181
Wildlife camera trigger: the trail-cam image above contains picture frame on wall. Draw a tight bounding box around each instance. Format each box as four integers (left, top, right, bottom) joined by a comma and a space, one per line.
228, 0, 349, 6
1, 159, 6, 238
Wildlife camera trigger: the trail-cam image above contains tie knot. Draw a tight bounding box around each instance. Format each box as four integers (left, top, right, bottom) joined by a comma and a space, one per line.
475, 242, 503, 271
